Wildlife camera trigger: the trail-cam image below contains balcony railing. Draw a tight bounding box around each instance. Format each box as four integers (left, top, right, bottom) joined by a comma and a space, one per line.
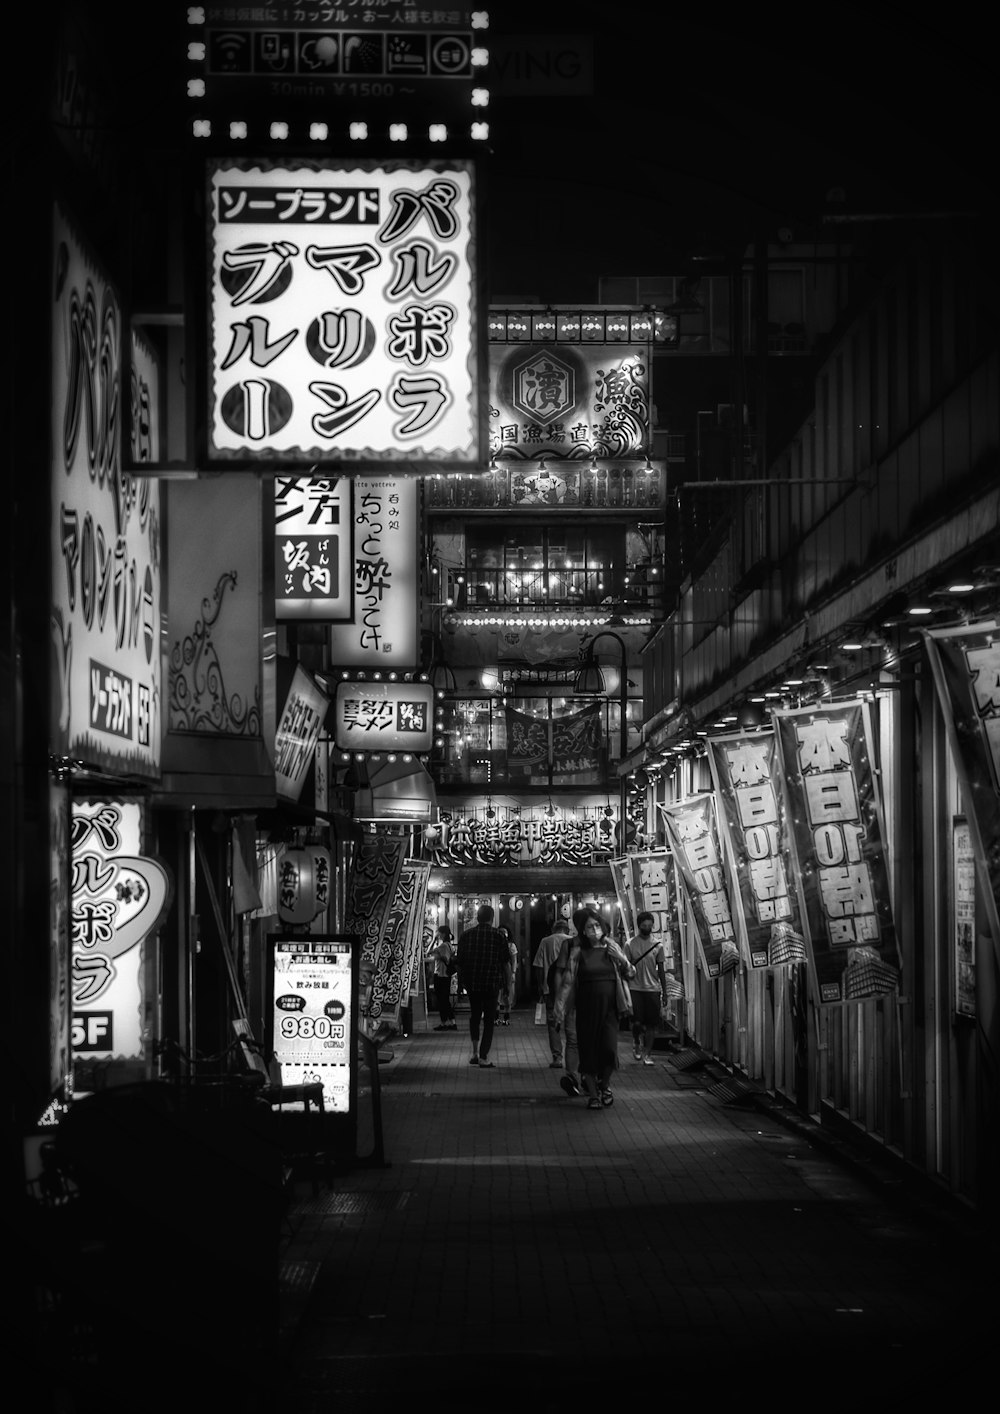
453, 567, 664, 616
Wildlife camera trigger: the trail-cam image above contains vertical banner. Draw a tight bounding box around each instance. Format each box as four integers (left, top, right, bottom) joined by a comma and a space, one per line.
952, 818, 977, 1018
659, 795, 741, 979
368, 859, 431, 1026
923, 622, 1000, 955
628, 851, 678, 943
707, 730, 806, 969
773, 700, 901, 1004
609, 856, 636, 936
344, 830, 407, 1003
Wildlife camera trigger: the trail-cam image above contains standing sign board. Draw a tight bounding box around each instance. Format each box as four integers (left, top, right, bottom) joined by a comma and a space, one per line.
269, 934, 358, 1116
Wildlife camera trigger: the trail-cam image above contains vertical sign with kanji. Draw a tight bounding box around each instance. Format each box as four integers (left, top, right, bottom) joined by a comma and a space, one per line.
707, 730, 806, 969
772, 700, 901, 1004
659, 795, 741, 979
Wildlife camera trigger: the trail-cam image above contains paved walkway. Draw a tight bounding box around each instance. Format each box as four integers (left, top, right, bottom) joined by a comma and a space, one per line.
277, 1005, 995, 1408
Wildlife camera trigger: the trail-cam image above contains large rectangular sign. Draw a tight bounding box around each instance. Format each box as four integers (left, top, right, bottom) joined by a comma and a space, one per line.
270, 934, 356, 1114
275, 475, 353, 620
328, 474, 419, 668
275, 664, 329, 801
207, 157, 483, 468
51, 205, 163, 777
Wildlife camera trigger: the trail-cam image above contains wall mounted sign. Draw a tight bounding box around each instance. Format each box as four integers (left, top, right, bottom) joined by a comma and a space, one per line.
428, 797, 617, 868
51, 204, 163, 777
490, 335, 650, 463
334, 680, 433, 752
952, 817, 977, 1018
275, 475, 353, 621
772, 699, 901, 1004
328, 474, 419, 668
206, 156, 483, 469
71, 800, 171, 1066
190, 3, 485, 126
275, 664, 329, 802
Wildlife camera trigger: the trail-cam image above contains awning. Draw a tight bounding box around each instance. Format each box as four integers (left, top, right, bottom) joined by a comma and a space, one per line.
354, 757, 438, 824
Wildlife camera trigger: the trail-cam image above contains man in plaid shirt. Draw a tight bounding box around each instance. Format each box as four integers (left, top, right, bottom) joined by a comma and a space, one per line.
456, 903, 512, 1069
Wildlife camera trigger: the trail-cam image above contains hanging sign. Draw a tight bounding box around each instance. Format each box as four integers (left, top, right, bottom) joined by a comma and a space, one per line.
206, 156, 483, 469
772, 699, 901, 1003
923, 621, 1000, 953
658, 795, 741, 979
275, 664, 330, 802
707, 729, 806, 969
334, 679, 433, 752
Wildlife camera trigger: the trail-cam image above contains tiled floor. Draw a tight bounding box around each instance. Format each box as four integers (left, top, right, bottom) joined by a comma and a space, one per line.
276, 1005, 995, 1407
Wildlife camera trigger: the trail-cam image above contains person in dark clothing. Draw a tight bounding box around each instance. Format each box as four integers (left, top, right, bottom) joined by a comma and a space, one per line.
553, 906, 634, 1109
456, 904, 512, 1069
427, 926, 457, 1031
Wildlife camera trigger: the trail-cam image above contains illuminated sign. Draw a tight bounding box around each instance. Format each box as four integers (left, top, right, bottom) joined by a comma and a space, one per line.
328, 474, 419, 669
51, 206, 163, 777
275, 664, 329, 801
270, 935, 356, 1114
275, 475, 352, 620
71, 800, 171, 1065
206, 157, 483, 468
334, 680, 433, 752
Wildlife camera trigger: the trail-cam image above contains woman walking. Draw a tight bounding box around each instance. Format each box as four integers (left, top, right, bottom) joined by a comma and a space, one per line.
553, 907, 634, 1109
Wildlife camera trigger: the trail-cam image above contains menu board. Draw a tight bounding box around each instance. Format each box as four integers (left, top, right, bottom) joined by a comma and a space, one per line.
269, 935, 357, 1114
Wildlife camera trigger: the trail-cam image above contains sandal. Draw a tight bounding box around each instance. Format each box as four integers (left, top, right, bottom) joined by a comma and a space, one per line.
587, 1097, 602, 1110
600, 1089, 614, 1107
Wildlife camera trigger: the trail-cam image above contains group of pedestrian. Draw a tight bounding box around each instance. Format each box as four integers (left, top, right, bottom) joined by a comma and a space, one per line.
428, 903, 669, 1096
533, 906, 668, 1111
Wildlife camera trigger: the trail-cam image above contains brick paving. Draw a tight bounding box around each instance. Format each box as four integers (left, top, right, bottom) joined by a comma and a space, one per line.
278, 1005, 994, 1408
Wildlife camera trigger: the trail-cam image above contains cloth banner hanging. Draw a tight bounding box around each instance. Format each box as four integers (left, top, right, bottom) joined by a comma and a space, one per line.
505, 703, 603, 779
367, 859, 431, 1025
922, 621, 1000, 955
658, 794, 741, 979
628, 850, 681, 977
344, 828, 407, 1017
772, 699, 901, 1004
706, 730, 806, 969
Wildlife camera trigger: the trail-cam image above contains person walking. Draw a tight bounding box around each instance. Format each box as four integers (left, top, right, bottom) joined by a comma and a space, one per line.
532, 916, 574, 1074
495, 925, 518, 1026
456, 903, 512, 1069
427, 926, 458, 1031
553, 907, 634, 1110
623, 911, 668, 1065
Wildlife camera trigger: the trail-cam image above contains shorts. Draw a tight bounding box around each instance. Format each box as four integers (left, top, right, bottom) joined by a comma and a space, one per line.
631, 990, 661, 1028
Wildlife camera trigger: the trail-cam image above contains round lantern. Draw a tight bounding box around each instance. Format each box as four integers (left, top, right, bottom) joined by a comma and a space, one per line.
277, 845, 332, 925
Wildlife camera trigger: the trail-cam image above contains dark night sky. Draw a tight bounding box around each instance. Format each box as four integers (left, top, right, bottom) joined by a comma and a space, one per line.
482, 4, 997, 301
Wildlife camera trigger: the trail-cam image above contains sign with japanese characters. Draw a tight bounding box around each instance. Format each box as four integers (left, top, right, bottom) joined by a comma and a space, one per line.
206, 157, 483, 468
192, 3, 484, 122
334, 680, 433, 752
627, 850, 679, 948
275, 475, 352, 620
270, 935, 356, 1114
773, 701, 901, 1004
344, 830, 408, 994
658, 795, 741, 980
275, 664, 330, 802
923, 622, 1000, 951
51, 204, 163, 777
71, 800, 171, 1073
427, 797, 619, 869
490, 339, 651, 464
366, 860, 431, 1025
707, 730, 806, 969
328, 474, 419, 667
